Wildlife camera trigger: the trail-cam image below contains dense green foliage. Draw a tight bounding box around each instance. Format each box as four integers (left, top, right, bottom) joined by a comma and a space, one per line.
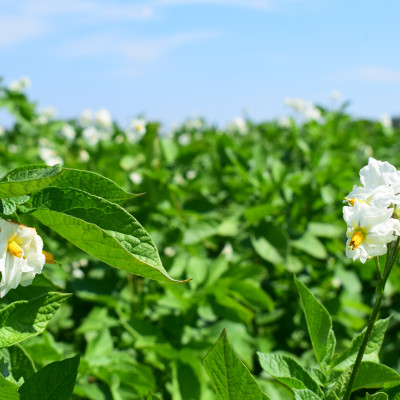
1, 79, 399, 399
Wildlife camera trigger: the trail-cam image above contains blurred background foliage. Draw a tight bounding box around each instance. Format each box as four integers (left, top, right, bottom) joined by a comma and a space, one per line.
1, 78, 399, 400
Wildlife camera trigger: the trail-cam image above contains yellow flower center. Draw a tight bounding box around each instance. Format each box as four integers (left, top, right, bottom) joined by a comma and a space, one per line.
349, 231, 364, 250
344, 198, 368, 206
42, 250, 56, 264
8, 241, 23, 258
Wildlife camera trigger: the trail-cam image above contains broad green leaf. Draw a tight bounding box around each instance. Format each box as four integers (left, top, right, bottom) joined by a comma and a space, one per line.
251, 235, 283, 264
203, 329, 270, 400
229, 280, 274, 311
366, 393, 388, 400
0, 374, 20, 399
0, 165, 63, 198
307, 222, 343, 239
1, 274, 62, 306
332, 318, 390, 371
257, 353, 323, 397
293, 389, 323, 400
291, 232, 327, 259
0, 195, 30, 215
383, 384, 400, 399
18, 354, 80, 400
1, 344, 36, 382
50, 168, 140, 203
328, 362, 400, 400
294, 276, 335, 368
0, 292, 71, 348
26, 187, 184, 283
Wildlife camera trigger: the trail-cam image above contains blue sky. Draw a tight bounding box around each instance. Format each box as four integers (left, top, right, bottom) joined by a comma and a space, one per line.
1, 0, 399, 127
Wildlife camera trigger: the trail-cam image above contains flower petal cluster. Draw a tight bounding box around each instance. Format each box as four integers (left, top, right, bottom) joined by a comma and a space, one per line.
0, 219, 45, 297
80, 108, 113, 145
344, 158, 400, 263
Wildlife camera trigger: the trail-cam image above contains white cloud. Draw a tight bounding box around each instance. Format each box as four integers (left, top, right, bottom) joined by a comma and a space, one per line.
0, 1, 156, 48
0, 16, 47, 46
334, 66, 400, 84
60, 31, 219, 62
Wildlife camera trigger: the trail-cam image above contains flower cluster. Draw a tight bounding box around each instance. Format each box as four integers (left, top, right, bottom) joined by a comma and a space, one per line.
0, 219, 47, 297
80, 108, 113, 146
343, 158, 400, 263
283, 97, 322, 122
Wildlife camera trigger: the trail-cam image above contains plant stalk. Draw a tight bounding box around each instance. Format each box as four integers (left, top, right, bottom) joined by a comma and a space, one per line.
343, 236, 400, 400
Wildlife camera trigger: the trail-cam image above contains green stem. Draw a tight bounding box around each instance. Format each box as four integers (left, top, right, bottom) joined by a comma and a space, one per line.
375, 257, 382, 281
343, 237, 400, 400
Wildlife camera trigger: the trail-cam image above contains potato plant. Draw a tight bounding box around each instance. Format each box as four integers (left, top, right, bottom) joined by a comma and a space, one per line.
0, 78, 400, 399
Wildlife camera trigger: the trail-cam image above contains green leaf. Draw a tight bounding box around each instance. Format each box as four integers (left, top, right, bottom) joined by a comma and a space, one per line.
1, 274, 62, 306
293, 389, 324, 400
0, 165, 63, 198
383, 384, 400, 399
294, 276, 335, 369
0, 374, 20, 400
291, 232, 327, 259
366, 393, 388, 400
50, 168, 140, 203
146, 391, 163, 400
251, 235, 284, 264
18, 354, 80, 400
0, 195, 30, 215
26, 187, 183, 283
4, 344, 36, 382
307, 222, 343, 239
203, 329, 270, 400
0, 292, 71, 348
257, 353, 323, 397
328, 362, 400, 400
332, 318, 390, 371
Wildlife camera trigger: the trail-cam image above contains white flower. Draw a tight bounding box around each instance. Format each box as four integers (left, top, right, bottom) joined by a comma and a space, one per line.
178, 133, 190, 146
9, 76, 31, 92
130, 118, 146, 135
40, 106, 57, 120
60, 124, 76, 141
186, 170, 197, 180
0, 219, 46, 297
173, 174, 185, 185
345, 185, 399, 209
360, 158, 400, 193
129, 172, 142, 185
221, 242, 233, 260
115, 134, 124, 144
39, 147, 63, 166
283, 97, 293, 107
344, 201, 400, 263
277, 116, 291, 128
345, 158, 400, 209
164, 247, 176, 257
228, 117, 248, 135
36, 107, 57, 125
331, 90, 342, 101
80, 109, 93, 126
380, 113, 392, 129
78, 149, 90, 162
72, 268, 84, 279
292, 98, 307, 112
8, 144, 18, 153
331, 277, 341, 288
303, 106, 321, 122
82, 126, 101, 146
95, 108, 112, 129
185, 117, 203, 130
